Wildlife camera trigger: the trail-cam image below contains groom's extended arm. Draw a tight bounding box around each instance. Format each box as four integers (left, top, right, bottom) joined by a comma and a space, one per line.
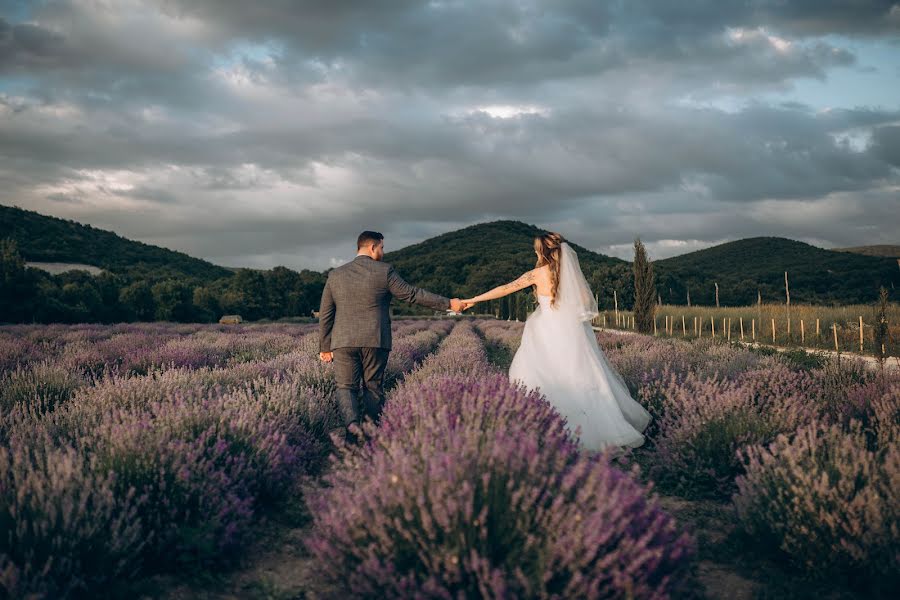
318, 277, 336, 352
387, 265, 452, 311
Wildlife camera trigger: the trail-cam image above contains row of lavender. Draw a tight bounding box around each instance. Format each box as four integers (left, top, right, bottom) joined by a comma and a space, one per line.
305, 321, 696, 598
479, 321, 900, 586
0, 319, 452, 599
0, 320, 449, 375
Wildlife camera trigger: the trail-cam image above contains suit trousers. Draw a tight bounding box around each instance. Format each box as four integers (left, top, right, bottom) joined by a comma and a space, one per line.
332, 347, 390, 426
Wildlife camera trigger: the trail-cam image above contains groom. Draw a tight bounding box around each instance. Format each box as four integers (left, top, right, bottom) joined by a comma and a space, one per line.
318, 230, 465, 436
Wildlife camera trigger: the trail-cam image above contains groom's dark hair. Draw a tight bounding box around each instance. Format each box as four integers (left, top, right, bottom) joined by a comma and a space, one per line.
357, 230, 384, 249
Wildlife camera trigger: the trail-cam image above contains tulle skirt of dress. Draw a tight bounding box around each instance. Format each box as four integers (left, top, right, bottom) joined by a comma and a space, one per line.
508, 295, 651, 451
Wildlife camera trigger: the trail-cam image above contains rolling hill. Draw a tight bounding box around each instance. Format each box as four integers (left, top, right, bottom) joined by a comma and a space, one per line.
653, 237, 899, 306
383, 224, 898, 307
382, 220, 628, 301
833, 245, 900, 259
0, 205, 233, 282
2, 206, 896, 314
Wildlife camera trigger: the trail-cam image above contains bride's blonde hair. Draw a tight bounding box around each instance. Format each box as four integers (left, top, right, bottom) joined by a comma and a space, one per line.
534, 232, 565, 307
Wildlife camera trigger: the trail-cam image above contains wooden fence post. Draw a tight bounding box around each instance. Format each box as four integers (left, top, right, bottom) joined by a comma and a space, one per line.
859, 316, 864, 352
682, 315, 686, 337
771, 318, 776, 344
800, 319, 805, 344
752, 318, 755, 341
739, 317, 744, 340
613, 290, 619, 327
833, 322, 839, 352
785, 271, 790, 306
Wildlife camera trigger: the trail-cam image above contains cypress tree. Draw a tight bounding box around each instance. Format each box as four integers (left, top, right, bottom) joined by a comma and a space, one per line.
633, 237, 656, 334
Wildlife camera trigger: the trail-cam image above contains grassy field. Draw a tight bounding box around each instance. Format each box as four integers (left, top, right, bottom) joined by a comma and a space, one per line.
597, 302, 900, 358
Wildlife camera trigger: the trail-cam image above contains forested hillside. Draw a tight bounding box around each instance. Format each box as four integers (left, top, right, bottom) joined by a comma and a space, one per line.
1, 206, 896, 324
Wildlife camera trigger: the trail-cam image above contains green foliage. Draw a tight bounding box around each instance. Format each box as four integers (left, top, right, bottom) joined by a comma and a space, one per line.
1, 205, 231, 282
120, 281, 157, 321
152, 280, 196, 322
0, 206, 327, 324
0, 238, 40, 322
654, 236, 900, 306
3, 209, 898, 325
383, 220, 631, 312
633, 237, 656, 333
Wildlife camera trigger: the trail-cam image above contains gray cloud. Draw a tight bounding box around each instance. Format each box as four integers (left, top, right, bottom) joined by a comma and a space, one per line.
623, 1, 900, 38
0, 17, 68, 71
1, 0, 898, 270
871, 124, 900, 166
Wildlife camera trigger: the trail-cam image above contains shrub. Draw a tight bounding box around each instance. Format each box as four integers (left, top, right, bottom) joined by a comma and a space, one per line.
0, 442, 145, 598
641, 364, 816, 499
734, 419, 899, 584
306, 374, 694, 598
0, 361, 85, 414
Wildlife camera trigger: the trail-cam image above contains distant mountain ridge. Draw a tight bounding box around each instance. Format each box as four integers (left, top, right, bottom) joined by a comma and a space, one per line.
833, 245, 900, 259
653, 237, 899, 306
0, 205, 232, 282
2, 205, 896, 309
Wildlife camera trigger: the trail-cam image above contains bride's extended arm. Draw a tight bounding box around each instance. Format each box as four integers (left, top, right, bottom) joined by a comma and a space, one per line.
464, 270, 537, 305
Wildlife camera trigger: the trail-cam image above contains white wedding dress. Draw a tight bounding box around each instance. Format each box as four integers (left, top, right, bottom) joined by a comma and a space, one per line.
508, 244, 651, 451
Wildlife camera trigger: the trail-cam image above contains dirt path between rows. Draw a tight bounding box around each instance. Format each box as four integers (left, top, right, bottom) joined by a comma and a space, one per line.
134, 477, 324, 600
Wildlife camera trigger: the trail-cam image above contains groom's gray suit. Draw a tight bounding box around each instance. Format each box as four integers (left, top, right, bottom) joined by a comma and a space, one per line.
318, 255, 450, 426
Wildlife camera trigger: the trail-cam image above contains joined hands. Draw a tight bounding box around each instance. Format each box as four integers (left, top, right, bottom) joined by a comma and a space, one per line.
449, 298, 478, 313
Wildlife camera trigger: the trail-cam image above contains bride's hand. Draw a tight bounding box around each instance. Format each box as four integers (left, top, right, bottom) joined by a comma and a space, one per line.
462, 299, 477, 310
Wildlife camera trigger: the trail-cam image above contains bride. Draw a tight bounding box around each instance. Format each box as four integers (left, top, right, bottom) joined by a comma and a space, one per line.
462, 232, 651, 451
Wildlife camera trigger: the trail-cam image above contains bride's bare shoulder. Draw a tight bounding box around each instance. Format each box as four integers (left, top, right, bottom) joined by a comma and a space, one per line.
533, 264, 551, 278
518, 265, 548, 281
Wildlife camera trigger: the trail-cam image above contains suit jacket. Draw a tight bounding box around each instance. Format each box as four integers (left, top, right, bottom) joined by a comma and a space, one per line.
318, 255, 450, 351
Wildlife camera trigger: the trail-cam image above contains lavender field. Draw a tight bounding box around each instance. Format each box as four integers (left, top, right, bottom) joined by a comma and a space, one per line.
1, 318, 898, 599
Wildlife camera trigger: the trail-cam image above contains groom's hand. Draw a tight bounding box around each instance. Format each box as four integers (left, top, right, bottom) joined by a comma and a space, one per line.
319, 351, 333, 363
450, 298, 465, 312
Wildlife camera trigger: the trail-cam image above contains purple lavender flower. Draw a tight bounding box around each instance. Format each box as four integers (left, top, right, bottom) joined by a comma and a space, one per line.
306, 367, 694, 598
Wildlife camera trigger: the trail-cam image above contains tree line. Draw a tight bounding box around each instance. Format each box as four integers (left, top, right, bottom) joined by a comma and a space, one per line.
0, 239, 326, 324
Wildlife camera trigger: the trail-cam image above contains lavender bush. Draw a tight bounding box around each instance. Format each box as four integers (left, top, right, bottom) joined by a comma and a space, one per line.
0, 440, 145, 598
399, 321, 494, 387
734, 417, 899, 583
637, 364, 818, 499
598, 333, 777, 395
383, 324, 448, 388
0, 361, 86, 415
307, 372, 694, 598
0, 321, 450, 597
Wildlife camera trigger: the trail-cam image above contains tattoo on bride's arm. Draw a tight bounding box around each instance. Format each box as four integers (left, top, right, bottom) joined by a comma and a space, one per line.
512, 271, 536, 290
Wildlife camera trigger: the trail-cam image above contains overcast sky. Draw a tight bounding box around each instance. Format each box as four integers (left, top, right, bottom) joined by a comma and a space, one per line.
1, 1, 898, 270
